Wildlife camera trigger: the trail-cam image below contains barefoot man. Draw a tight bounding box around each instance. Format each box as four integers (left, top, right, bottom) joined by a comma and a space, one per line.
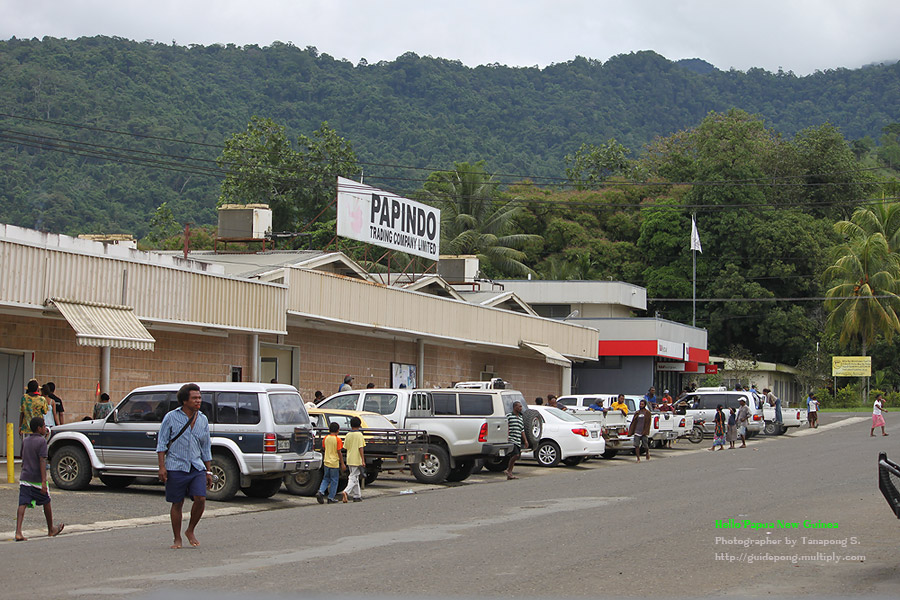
157, 383, 212, 549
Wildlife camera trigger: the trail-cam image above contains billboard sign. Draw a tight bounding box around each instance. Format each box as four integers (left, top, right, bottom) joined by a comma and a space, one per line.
832, 356, 872, 377
336, 177, 440, 261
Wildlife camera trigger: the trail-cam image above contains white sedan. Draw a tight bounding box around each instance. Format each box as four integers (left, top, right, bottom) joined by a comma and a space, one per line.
521, 405, 606, 467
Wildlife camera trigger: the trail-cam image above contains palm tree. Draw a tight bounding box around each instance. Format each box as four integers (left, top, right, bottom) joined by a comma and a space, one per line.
423, 161, 541, 277
824, 204, 900, 355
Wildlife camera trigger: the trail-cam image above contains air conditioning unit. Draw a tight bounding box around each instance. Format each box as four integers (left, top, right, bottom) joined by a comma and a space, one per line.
218, 204, 272, 239
438, 255, 480, 282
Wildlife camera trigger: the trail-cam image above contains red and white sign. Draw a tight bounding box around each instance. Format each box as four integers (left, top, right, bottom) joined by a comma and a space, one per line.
599, 339, 705, 361
704, 365, 719, 374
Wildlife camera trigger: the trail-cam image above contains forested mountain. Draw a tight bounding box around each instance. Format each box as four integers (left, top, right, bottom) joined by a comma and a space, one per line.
1, 35, 900, 235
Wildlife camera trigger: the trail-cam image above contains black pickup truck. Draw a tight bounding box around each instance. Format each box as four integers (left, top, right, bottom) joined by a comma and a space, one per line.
286, 409, 429, 495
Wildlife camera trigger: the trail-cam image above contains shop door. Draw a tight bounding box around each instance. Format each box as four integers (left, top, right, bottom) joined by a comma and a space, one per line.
1, 352, 25, 457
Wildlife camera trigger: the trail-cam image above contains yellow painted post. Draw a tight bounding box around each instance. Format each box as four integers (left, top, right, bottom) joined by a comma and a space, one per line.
6, 423, 14, 483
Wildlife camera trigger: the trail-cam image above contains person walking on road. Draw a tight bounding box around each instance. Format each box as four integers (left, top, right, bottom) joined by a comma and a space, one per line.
807, 393, 819, 429
156, 383, 212, 549
14, 417, 65, 541
736, 398, 750, 448
340, 417, 366, 502
871, 394, 889, 437
629, 400, 652, 461
505, 400, 529, 479
710, 405, 726, 451
726, 407, 738, 449
317, 422, 346, 504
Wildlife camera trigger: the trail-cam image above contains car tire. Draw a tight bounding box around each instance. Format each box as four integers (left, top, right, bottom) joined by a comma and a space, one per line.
410, 445, 450, 484
207, 454, 240, 501
524, 410, 542, 448
241, 477, 283, 498
483, 455, 510, 472
600, 448, 619, 459
364, 469, 378, 486
284, 468, 324, 496
446, 459, 476, 482
562, 456, 583, 466
98, 475, 136, 489
535, 441, 561, 467
50, 445, 92, 490
763, 421, 779, 436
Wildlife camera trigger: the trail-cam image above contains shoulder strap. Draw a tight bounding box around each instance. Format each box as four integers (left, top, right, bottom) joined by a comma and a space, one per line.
166, 412, 197, 452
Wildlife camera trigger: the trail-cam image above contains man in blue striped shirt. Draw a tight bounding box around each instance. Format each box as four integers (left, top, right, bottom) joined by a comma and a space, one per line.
156, 383, 212, 549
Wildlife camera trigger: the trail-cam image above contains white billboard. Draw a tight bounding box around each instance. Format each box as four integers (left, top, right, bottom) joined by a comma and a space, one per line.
336, 177, 440, 261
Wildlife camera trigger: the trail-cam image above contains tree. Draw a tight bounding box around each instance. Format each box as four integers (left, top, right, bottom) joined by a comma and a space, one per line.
217, 118, 359, 232
824, 203, 900, 355
422, 161, 541, 277
564, 139, 630, 190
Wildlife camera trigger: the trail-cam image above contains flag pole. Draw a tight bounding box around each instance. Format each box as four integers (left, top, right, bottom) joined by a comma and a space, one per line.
691, 213, 697, 327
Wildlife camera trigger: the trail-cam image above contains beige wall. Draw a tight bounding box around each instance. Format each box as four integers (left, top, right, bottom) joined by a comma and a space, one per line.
281, 325, 563, 403
1, 314, 251, 419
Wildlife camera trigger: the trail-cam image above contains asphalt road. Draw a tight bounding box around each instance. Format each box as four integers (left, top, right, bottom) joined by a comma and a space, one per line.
1, 412, 898, 600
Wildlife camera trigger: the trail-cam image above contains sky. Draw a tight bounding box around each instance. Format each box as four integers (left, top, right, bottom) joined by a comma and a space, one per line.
2, 0, 899, 75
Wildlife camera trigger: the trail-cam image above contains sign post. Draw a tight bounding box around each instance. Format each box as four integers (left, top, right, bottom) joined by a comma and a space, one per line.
832, 356, 872, 404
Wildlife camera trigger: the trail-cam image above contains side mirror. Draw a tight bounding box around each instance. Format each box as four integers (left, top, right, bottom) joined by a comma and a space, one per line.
111, 409, 118, 423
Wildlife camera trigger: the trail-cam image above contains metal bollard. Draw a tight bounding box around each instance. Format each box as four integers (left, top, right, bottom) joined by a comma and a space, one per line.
6, 423, 13, 483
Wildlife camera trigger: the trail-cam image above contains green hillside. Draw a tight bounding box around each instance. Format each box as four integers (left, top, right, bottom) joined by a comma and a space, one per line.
1, 36, 900, 235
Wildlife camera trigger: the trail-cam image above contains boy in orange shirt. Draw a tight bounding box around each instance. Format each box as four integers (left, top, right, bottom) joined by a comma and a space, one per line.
316, 422, 346, 504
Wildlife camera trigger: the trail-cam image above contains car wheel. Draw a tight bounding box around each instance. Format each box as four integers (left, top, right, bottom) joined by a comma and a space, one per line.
523, 410, 542, 448
241, 477, 283, 498
600, 448, 619, 459
98, 475, 136, 489
763, 421, 779, 436
483, 456, 510, 472
446, 459, 475, 482
284, 468, 324, 496
207, 454, 240, 501
50, 446, 92, 490
410, 445, 450, 484
364, 469, 379, 486
562, 456, 583, 466
535, 441, 561, 467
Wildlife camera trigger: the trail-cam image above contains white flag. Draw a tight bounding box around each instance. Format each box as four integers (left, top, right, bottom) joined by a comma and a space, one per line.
690, 216, 702, 253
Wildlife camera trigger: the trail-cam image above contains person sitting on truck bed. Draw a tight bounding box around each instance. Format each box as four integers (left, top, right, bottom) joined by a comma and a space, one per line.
588, 399, 604, 411
610, 395, 629, 415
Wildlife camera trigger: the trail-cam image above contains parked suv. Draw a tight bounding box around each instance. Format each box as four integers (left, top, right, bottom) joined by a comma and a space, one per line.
48, 382, 321, 501
678, 390, 765, 436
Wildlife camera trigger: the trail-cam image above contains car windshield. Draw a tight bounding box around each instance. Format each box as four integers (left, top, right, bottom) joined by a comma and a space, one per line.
269, 393, 311, 425
544, 407, 583, 422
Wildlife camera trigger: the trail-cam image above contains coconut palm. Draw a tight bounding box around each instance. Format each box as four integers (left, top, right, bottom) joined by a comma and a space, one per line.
824, 211, 900, 354
423, 161, 541, 277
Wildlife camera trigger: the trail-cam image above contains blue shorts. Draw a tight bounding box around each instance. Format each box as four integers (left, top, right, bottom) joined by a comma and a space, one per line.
19, 485, 51, 507
165, 468, 207, 503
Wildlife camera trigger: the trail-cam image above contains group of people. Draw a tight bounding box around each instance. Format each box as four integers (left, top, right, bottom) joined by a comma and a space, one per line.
709, 399, 752, 451
19, 379, 66, 436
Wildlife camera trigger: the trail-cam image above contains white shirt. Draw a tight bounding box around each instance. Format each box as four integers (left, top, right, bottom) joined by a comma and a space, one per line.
874, 399, 883, 416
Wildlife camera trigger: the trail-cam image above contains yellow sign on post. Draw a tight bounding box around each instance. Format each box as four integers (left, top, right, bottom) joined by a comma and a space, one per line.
832, 356, 872, 377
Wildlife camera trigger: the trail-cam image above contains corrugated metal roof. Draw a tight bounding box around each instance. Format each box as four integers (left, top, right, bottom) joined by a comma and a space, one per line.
48, 298, 155, 351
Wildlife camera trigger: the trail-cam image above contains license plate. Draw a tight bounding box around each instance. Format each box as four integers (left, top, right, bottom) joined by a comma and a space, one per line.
277, 439, 290, 451
499, 449, 506, 456
591, 431, 598, 438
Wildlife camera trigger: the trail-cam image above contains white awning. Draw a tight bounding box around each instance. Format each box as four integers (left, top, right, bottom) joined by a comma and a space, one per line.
520, 341, 571, 367
47, 298, 155, 351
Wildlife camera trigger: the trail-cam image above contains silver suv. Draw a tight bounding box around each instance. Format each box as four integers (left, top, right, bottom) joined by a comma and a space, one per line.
679, 390, 765, 436
48, 382, 321, 501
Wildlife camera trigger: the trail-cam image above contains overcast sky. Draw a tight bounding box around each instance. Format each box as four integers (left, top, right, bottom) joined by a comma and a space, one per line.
2, 0, 899, 75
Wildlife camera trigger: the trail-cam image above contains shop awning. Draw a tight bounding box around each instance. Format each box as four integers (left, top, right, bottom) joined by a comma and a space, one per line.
520, 341, 571, 367
47, 298, 155, 351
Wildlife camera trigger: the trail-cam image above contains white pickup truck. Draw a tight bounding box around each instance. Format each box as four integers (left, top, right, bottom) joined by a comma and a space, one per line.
761, 401, 807, 435
556, 394, 631, 458
317, 388, 522, 484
